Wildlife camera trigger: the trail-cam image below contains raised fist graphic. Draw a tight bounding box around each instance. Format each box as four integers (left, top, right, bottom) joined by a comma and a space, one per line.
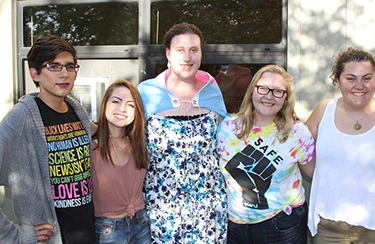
225, 144, 276, 209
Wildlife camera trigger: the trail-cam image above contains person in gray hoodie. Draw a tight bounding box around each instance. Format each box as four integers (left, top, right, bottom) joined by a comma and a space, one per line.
0, 35, 95, 244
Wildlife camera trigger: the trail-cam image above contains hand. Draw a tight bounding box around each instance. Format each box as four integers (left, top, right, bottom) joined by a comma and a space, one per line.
34, 223, 55, 243
225, 144, 276, 209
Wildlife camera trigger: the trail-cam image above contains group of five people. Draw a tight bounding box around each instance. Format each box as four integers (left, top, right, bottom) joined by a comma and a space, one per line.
0, 22, 374, 244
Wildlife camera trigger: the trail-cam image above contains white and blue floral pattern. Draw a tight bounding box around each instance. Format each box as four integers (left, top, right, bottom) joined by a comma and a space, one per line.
144, 111, 227, 244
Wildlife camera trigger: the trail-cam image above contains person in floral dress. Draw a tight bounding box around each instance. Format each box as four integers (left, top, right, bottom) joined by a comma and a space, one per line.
138, 22, 228, 243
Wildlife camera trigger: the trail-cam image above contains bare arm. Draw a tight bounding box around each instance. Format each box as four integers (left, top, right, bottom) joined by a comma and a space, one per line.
91, 121, 98, 136
299, 156, 316, 178
305, 99, 330, 141
299, 99, 330, 178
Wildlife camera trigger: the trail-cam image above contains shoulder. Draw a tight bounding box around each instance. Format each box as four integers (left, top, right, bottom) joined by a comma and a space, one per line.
0, 102, 38, 146
289, 122, 316, 166
65, 95, 92, 134
292, 121, 314, 138
197, 73, 228, 117
65, 95, 85, 111
138, 77, 158, 89
138, 74, 163, 95
293, 120, 310, 130
201, 80, 222, 94
288, 121, 315, 155
218, 116, 239, 134
65, 96, 90, 123
91, 139, 98, 149
137, 77, 167, 102
306, 99, 332, 124
1, 100, 32, 125
312, 99, 331, 117
221, 115, 237, 125
138, 77, 173, 117
305, 98, 332, 139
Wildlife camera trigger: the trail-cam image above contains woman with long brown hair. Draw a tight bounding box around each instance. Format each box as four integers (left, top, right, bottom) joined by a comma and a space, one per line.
92, 79, 150, 243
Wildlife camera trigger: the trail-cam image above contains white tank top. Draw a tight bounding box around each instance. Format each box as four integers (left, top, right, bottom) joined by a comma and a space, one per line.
308, 98, 375, 236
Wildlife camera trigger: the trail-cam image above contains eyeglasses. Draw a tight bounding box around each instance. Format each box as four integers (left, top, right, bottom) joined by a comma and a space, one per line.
41, 63, 80, 72
256, 85, 287, 98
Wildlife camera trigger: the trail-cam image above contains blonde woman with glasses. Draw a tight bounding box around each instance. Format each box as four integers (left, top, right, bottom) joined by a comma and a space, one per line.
217, 64, 315, 243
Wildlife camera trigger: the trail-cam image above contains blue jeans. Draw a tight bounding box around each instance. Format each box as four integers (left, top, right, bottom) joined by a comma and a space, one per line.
95, 209, 151, 244
228, 202, 308, 244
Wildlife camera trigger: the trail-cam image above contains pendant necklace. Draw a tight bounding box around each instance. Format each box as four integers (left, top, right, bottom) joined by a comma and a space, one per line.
110, 135, 127, 151
343, 101, 372, 131
116, 144, 126, 152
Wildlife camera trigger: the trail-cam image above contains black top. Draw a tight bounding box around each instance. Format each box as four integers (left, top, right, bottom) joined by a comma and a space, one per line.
35, 97, 95, 244
167, 113, 209, 121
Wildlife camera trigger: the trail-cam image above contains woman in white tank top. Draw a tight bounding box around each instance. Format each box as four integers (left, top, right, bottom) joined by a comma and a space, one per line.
306, 47, 375, 244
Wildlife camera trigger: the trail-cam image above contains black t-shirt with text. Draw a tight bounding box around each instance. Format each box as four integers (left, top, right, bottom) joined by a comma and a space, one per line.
35, 97, 95, 244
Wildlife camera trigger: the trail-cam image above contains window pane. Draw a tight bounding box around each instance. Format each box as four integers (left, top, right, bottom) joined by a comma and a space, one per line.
23, 2, 138, 47
151, 0, 282, 45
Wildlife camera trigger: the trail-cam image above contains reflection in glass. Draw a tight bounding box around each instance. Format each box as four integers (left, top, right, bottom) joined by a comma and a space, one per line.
23, 2, 138, 47
155, 63, 270, 113
151, 0, 282, 45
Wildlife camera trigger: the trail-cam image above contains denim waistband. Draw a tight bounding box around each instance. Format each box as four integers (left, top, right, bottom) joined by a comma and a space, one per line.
96, 209, 146, 225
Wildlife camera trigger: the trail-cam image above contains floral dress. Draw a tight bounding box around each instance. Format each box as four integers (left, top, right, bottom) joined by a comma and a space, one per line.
144, 111, 227, 244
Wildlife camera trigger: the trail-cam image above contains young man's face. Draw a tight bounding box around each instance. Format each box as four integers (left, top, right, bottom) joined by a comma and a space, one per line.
166, 33, 202, 82
30, 51, 77, 102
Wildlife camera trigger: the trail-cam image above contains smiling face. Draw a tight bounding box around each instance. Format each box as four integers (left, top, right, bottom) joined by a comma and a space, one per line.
166, 33, 202, 82
30, 51, 77, 103
105, 86, 135, 134
338, 61, 375, 110
252, 72, 287, 126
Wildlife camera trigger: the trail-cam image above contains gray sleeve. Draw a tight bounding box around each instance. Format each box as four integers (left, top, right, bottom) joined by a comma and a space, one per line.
0, 211, 36, 244
0, 108, 15, 186
0, 107, 37, 244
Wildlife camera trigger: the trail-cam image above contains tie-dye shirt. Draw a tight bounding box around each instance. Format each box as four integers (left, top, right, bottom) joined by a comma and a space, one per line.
217, 116, 315, 224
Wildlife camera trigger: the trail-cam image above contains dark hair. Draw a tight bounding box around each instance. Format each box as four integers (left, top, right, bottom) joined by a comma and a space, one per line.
27, 35, 77, 87
163, 22, 204, 50
93, 79, 148, 169
330, 47, 375, 85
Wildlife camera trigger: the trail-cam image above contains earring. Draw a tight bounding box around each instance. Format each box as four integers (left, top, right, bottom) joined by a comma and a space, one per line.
167, 61, 171, 69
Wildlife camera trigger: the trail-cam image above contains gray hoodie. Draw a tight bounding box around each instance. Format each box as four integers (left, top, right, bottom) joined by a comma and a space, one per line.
0, 93, 91, 244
